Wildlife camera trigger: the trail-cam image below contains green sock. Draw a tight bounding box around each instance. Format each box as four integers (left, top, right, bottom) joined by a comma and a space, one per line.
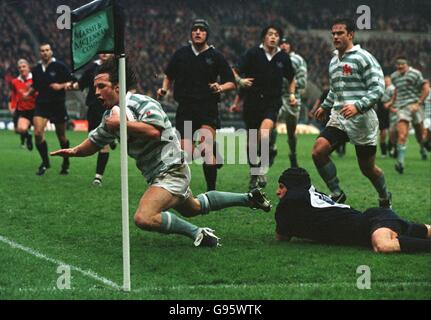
160, 211, 200, 239
317, 161, 341, 194
397, 144, 406, 165
197, 191, 250, 215
372, 174, 389, 199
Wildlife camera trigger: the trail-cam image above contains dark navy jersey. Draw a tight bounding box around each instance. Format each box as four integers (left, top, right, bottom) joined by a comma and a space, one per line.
236, 46, 294, 98
31, 59, 74, 104
78, 61, 105, 113
275, 186, 373, 246
165, 45, 235, 103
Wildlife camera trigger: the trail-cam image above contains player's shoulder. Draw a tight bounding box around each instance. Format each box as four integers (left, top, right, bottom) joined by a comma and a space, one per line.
408, 67, 423, 77
354, 46, 379, 66
128, 93, 162, 110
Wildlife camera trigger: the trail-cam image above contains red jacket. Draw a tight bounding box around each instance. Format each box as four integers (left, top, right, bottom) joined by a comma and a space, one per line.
10, 73, 37, 111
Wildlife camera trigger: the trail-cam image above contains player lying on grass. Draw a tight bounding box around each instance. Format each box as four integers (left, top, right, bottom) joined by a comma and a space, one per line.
51, 57, 271, 248
275, 167, 431, 253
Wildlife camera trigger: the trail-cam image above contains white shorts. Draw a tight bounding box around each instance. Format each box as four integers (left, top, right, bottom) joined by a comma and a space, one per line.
424, 118, 431, 130
326, 108, 379, 146
278, 95, 301, 121
397, 104, 424, 125
151, 164, 191, 199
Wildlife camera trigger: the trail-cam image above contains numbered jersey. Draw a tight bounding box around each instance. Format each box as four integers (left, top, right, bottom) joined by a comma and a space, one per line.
275, 185, 371, 246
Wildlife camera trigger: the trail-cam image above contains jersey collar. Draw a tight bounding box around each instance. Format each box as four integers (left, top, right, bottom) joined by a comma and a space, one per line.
18, 72, 32, 82
333, 44, 361, 58
190, 42, 214, 56
259, 44, 281, 61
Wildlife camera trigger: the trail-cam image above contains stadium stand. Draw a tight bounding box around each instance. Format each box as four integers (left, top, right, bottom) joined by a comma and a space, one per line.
1, 0, 430, 126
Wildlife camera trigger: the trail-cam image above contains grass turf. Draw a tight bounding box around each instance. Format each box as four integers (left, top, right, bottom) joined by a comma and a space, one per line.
0, 130, 430, 299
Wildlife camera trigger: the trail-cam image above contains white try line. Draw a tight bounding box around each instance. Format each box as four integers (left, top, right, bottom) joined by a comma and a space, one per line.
0, 235, 121, 291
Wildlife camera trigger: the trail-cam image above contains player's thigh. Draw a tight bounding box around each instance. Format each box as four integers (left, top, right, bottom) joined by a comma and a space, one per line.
17, 117, 31, 132
396, 120, 409, 137
33, 116, 48, 134
355, 145, 377, 168
136, 186, 183, 218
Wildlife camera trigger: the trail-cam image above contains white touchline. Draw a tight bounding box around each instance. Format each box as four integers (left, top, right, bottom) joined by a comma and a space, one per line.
0, 235, 121, 290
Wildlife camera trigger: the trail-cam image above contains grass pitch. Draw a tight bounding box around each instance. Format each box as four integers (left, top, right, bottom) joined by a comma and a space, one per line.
0, 130, 430, 299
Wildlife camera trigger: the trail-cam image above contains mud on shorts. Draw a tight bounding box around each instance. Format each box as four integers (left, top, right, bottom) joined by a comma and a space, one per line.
325, 108, 379, 146
150, 164, 192, 199
397, 104, 424, 126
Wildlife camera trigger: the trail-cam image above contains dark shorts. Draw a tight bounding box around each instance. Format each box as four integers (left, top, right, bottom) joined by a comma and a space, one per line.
34, 101, 69, 124
243, 94, 281, 129
319, 126, 377, 157
377, 104, 390, 130
175, 101, 220, 140
16, 110, 35, 123
87, 107, 105, 132
364, 208, 410, 236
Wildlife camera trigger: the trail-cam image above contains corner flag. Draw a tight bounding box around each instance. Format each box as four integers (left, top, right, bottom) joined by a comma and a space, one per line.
71, 0, 131, 292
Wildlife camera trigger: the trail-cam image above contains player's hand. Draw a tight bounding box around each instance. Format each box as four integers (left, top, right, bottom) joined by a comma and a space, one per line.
64, 82, 75, 91
228, 104, 241, 113
105, 112, 120, 133
383, 102, 392, 109
314, 107, 326, 122
340, 104, 359, 119
157, 88, 167, 99
409, 103, 420, 113
289, 94, 298, 107
209, 82, 222, 93
50, 148, 77, 157
50, 83, 65, 91
238, 78, 254, 88
390, 107, 397, 113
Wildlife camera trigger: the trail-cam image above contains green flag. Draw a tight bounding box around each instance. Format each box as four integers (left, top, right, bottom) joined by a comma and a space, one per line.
71, 0, 124, 71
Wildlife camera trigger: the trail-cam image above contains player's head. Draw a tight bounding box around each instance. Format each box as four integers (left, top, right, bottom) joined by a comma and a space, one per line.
17, 59, 30, 77
277, 167, 311, 199
280, 37, 292, 54
261, 25, 283, 49
191, 19, 210, 44
331, 18, 355, 52
94, 57, 137, 109
384, 75, 392, 87
395, 56, 409, 73
39, 43, 53, 62
99, 53, 114, 63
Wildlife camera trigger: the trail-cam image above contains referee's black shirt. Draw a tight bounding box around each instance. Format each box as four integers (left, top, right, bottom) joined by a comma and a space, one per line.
275, 186, 372, 246
165, 45, 235, 103
236, 46, 294, 98
32, 58, 74, 104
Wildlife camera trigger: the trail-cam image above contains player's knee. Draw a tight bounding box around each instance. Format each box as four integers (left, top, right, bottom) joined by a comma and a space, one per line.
134, 213, 157, 231
372, 239, 395, 253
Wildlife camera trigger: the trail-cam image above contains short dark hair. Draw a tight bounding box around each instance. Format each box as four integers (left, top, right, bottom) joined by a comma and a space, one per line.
260, 25, 283, 41
96, 56, 137, 91
39, 43, 52, 49
331, 18, 356, 33
278, 167, 311, 190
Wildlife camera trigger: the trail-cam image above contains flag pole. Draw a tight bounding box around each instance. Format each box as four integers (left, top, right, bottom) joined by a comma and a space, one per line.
118, 53, 131, 292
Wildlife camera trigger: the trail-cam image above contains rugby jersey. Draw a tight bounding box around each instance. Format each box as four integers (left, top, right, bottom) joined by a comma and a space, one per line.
321, 45, 384, 113
89, 92, 184, 182
425, 91, 431, 120
381, 84, 395, 103
282, 51, 307, 101
391, 67, 426, 108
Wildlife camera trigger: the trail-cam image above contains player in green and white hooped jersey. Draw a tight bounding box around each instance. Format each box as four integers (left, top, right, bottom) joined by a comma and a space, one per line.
313, 18, 391, 208
390, 58, 430, 173
270, 37, 306, 168
50, 58, 272, 248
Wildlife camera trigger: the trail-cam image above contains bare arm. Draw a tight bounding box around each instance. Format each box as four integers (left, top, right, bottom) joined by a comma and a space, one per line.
50, 138, 101, 158
105, 112, 162, 140
419, 81, 430, 105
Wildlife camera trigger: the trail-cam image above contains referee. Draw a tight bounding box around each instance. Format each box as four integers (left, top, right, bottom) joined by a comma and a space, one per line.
30, 43, 74, 176
158, 19, 236, 191
233, 25, 295, 190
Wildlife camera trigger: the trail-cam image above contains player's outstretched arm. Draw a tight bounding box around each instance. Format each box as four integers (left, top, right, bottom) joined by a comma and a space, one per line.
50, 139, 101, 158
